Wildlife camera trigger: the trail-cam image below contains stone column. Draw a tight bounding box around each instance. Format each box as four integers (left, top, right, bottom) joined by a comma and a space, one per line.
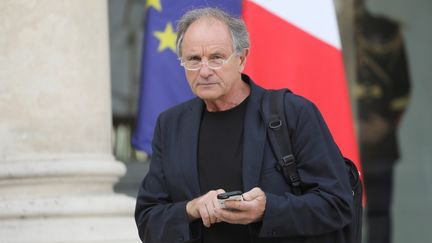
0, 1, 139, 242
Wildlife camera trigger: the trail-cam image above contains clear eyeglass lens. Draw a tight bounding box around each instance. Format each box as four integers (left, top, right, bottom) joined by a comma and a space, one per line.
183, 59, 224, 70
208, 59, 224, 68
182, 61, 195, 70
180, 53, 236, 70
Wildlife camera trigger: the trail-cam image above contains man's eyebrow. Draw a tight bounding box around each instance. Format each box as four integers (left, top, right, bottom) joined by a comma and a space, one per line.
209, 50, 231, 58
183, 50, 227, 59
209, 51, 224, 56
183, 53, 201, 59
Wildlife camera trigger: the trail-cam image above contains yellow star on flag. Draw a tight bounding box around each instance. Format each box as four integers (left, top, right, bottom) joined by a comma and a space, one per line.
153, 22, 177, 53
146, 0, 162, 12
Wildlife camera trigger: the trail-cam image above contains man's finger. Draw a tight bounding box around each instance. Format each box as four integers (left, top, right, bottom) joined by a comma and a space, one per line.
207, 203, 219, 224
223, 199, 246, 211
215, 207, 240, 224
199, 206, 211, 227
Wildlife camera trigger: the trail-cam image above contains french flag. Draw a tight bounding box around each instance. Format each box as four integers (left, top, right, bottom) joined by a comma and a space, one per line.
242, 0, 361, 170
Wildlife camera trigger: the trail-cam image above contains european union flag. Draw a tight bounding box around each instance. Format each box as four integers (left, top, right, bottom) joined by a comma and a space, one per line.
132, 0, 242, 155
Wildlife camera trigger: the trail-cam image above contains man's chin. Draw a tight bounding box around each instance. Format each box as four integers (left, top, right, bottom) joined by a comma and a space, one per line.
196, 91, 220, 101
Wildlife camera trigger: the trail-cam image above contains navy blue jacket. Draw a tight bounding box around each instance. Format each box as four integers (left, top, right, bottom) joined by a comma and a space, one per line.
135, 75, 353, 243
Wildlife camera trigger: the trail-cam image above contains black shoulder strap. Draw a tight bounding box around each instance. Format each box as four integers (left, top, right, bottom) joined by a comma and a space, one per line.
261, 89, 302, 195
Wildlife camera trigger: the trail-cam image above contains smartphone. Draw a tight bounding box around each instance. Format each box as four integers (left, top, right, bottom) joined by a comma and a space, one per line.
217, 190, 243, 208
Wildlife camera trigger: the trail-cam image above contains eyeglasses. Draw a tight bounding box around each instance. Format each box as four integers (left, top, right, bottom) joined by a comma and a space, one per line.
179, 52, 237, 71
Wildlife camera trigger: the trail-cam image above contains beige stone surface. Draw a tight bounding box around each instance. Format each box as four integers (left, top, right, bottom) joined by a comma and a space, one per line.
0, 0, 112, 154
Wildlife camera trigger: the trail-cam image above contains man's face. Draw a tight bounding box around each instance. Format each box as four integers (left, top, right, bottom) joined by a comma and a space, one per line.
180, 18, 246, 102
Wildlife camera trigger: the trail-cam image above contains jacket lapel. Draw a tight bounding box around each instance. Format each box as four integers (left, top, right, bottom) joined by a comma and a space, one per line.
242, 81, 267, 191
178, 99, 203, 198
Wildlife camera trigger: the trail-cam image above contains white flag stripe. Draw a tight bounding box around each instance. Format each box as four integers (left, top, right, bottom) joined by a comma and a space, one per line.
249, 0, 341, 49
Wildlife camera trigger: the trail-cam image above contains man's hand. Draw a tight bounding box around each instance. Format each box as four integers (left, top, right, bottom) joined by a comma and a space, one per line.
186, 189, 225, 228
214, 187, 266, 225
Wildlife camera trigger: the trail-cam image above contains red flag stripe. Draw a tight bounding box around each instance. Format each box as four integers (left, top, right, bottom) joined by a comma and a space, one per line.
243, 1, 360, 168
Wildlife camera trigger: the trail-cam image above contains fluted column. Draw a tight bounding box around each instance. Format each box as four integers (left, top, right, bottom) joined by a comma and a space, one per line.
0, 1, 138, 242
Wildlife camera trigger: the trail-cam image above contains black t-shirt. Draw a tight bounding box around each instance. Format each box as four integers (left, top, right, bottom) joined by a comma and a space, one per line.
198, 97, 250, 243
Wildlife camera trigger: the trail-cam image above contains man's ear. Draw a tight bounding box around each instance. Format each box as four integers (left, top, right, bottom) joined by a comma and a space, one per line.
238, 49, 249, 72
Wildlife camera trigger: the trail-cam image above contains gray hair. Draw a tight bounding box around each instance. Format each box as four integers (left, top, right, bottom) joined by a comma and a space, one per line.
175, 7, 250, 57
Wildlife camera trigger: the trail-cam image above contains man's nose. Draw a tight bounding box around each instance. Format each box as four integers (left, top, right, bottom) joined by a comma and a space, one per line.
198, 62, 213, 78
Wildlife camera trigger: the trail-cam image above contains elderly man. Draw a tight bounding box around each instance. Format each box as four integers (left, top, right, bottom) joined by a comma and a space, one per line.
135, 7, 352, 243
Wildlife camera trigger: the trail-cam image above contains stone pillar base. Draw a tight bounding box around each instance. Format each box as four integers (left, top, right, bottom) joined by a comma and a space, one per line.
0, 217, 137, 243
0, 155, 139, 242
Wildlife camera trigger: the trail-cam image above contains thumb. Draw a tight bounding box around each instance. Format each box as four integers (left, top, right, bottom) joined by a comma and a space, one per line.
243, 187, 263, 201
